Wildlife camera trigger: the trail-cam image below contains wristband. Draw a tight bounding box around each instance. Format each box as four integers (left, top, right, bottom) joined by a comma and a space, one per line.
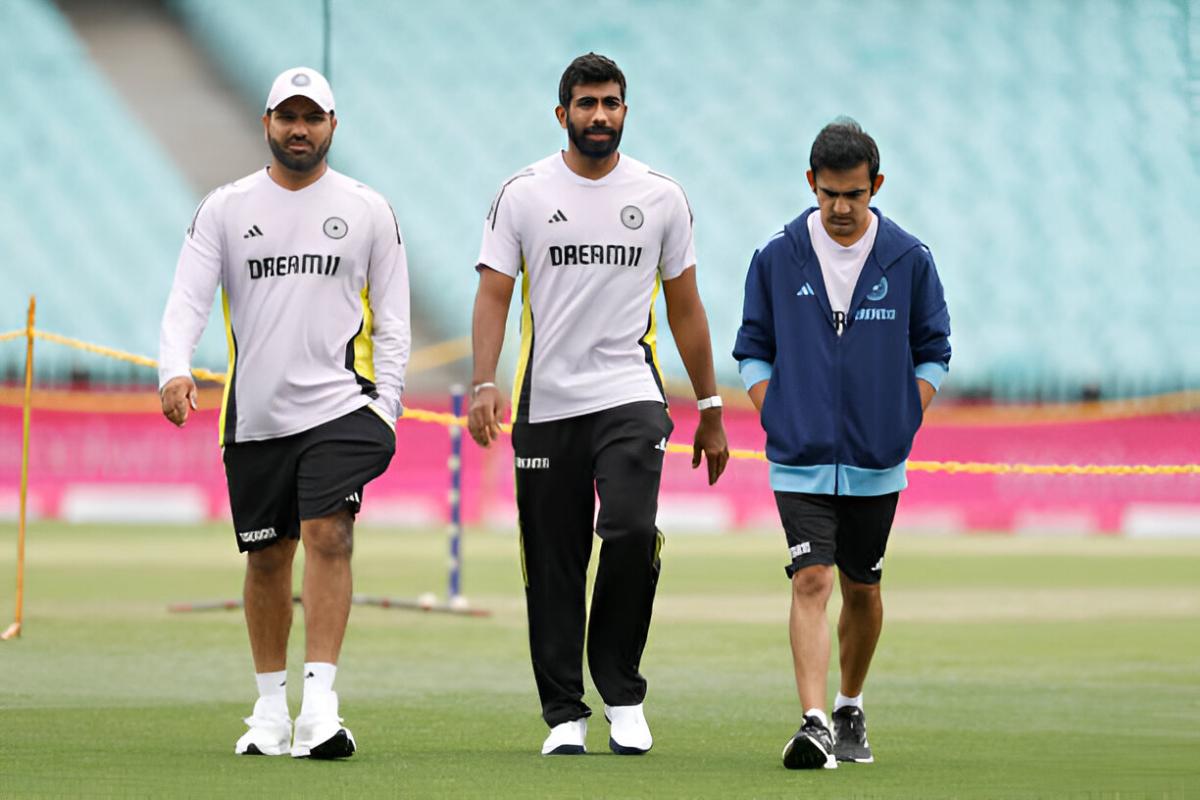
697, 395, 723, 411
472, 382, 498, 396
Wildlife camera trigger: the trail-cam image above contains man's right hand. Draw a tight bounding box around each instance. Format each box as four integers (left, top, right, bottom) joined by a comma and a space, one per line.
467, 385, 504, 447
161, 375, 198, 427
748, 380, 768, 412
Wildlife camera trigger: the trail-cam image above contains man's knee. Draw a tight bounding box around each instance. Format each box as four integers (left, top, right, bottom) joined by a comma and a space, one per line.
791, 564, 835, 602
596, 515, 656, 547
302, 512, 354, 559
596, 488, 657, 544
246, 539, 296, 575
840, 577, 881, 610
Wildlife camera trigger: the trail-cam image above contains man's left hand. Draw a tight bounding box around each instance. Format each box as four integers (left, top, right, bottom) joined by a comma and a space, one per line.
692, 408, 729, 485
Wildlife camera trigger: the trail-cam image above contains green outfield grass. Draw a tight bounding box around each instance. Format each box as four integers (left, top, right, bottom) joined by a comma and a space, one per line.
1, 523, 1198, 799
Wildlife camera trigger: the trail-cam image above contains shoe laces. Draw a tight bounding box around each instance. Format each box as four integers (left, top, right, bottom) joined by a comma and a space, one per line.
244, 713, 290, 729
297, 713, 344, 726
834, 708, 864, 741
801, 715, 833, 745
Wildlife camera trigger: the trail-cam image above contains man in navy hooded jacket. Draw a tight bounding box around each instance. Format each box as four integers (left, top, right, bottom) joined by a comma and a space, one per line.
733, 119, 951, 770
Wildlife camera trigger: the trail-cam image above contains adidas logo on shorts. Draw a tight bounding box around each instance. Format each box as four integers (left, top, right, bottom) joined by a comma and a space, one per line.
238, 527, 277, 544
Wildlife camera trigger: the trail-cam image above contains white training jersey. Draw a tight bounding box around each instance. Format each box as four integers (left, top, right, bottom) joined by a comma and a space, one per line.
808, 209, 878, 336
477, 152, 695, 424
159, 167, 410, 446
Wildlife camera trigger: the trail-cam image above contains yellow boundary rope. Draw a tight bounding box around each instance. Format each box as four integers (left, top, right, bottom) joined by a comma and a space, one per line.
3, 328, 1199, 476
8, 328, 1198, 421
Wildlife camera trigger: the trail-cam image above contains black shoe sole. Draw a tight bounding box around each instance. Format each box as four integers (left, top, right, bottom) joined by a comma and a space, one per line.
609, 737, 650, 755
783, 736, 833, 770
304, 729, 356, 760
544, 744, 586, 755
241, 744, 264, 756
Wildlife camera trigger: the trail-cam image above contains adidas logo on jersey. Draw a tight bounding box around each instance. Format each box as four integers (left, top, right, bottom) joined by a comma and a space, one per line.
243, 224, 263, 239
796, 282, 815, 297
547, 209, 568, 223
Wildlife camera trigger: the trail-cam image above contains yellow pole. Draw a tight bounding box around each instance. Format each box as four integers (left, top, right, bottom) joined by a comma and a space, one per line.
2, 296, 34, 640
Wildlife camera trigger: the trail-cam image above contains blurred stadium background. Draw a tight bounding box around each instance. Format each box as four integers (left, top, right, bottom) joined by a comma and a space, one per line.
1, 2, 1198, 798
0, 0, 1196, 534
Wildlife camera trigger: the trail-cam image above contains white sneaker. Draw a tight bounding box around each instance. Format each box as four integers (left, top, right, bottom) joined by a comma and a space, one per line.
541, 718, 587, 755
605, 703, 653, 755
291, 689, 356, 759
234, 697, 292, 756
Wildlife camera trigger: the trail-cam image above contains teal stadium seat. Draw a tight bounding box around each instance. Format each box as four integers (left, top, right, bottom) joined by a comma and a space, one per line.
167, 0, 1199, 400
0, 0, 225, 382
4, 0, 1197, 399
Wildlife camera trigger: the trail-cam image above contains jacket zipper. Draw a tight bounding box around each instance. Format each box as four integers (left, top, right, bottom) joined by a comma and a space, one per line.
833, 317, 844, 495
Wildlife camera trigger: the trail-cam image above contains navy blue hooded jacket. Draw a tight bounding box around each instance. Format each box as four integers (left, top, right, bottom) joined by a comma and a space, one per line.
733, 208, 951, 495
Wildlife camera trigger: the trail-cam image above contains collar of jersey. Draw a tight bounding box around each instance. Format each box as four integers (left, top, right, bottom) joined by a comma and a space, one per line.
263, 165, 334, 194
555, 150, 627, 186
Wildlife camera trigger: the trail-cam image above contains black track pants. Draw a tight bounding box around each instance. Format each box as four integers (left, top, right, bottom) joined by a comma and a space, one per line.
512, 401, 673, 727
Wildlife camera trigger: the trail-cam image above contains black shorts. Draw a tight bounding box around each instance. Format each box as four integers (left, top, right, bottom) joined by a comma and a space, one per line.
774, 491, 899, 584
222, 406, 395, 552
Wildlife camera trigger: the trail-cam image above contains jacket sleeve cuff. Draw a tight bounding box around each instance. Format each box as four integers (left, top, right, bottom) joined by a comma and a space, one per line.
738, 358, 774, 390
914, 361, 948, 391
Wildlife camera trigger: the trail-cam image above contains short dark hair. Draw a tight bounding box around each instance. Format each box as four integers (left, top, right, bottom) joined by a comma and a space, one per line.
809, 117, 880, 185
558, 53, 626, 109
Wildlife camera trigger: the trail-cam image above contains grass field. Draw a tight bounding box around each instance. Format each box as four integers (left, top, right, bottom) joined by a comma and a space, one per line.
1, 523, 1198, 799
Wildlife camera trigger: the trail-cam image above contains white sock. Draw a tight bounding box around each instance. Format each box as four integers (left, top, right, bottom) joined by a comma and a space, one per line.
804, 707, 829, 728
834, 692, 863, 711
254, 670, 288, 716
303, 662, 337, 694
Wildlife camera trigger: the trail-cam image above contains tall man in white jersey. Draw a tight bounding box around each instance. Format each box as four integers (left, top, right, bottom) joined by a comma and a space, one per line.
158, 67, 410, 760
468, 53, 729, 756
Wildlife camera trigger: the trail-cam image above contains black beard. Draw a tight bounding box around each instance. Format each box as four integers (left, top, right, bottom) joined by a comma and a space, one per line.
269, 135, 331, 173
567, 120, 622, 159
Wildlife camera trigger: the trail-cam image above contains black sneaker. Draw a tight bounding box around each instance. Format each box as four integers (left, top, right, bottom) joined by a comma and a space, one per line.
832, 706, 873, 763
781, 714, 837, 769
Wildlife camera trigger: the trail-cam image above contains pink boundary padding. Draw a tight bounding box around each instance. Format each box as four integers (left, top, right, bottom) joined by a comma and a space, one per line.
1, 399, 1197, 532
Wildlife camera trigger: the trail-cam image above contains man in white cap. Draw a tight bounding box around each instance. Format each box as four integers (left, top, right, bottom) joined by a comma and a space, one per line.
158, 66, 411, 760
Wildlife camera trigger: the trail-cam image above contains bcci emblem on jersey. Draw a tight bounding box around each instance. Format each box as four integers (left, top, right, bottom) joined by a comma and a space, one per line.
620, 205, 644, 230
323, 217, 348, 239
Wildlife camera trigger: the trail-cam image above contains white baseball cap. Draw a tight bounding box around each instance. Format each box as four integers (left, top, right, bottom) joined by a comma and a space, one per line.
265, 66, 335, 113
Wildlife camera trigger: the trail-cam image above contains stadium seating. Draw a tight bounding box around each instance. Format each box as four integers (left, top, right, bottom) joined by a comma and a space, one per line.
4, 0, 1197, 399
168, 0, 1199, 400
0, 0, 226, 381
